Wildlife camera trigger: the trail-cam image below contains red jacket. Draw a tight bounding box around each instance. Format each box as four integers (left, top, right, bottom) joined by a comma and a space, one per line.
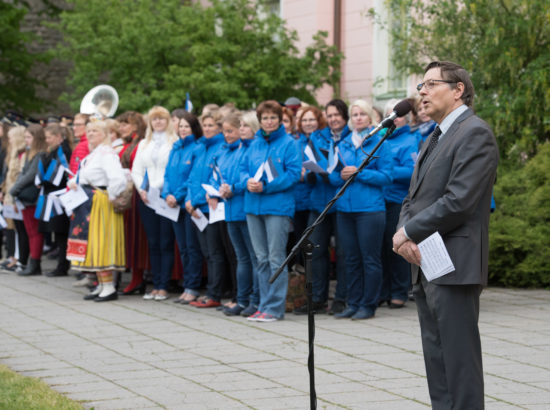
69, 133, 90, 175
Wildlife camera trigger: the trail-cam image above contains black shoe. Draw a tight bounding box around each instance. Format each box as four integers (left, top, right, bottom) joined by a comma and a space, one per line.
84, 292, 100, 300
45, 268, 68, 277
293, 301, 327, 315
18, 258, 41, 276
329, 300, 346, 315
94, 291, 118, 302
47, 248, 60, 260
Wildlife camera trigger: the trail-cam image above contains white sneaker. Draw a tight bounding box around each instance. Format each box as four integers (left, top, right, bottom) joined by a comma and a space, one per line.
143, 292, 155, 300
154, 294, 168, 301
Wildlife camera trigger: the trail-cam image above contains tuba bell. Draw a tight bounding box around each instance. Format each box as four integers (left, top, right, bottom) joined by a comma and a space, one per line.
80, 85, 119, 119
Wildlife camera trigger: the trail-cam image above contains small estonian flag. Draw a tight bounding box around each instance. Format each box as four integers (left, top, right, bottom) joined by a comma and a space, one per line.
185, 92, 193, 113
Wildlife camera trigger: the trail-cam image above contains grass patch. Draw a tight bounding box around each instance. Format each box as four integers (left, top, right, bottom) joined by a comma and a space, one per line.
0, 364, 83, 409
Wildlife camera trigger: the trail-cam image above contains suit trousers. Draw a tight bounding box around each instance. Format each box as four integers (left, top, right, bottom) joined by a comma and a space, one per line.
414, 274, 484, 410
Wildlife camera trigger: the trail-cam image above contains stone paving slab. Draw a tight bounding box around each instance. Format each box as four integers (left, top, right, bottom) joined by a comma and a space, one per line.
1, 267, 550, 409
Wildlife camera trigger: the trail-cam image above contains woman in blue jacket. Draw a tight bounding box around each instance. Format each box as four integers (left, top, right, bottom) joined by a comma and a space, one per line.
379, 100, 420, 308
301, 99, 351, 316
211, 113, 259, 317
329, 99, 392, 320
163, 111, 205, 305
241, 100, 301, 322
186, 110, 233, 308
291, 107, 326, 269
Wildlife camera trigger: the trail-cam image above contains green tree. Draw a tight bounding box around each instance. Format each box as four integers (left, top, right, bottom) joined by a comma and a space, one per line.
489, 142, 550, 287
0, 2, 49, 113
374, 0, 550, 161
55, 0, 343, 113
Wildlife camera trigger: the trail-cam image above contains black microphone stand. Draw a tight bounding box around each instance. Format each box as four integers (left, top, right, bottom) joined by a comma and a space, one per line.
269, 124, 397, 410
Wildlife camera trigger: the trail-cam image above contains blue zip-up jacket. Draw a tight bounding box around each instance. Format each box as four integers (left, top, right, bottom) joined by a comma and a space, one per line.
329, 132, 393, 213
208, 138, 251, 222
187, 132, 225, 213
382, 124, 420, 204
241, 125, 301, 217
293, 133, 312, 212
162, 134, 204, 206
308, 125, 351, 213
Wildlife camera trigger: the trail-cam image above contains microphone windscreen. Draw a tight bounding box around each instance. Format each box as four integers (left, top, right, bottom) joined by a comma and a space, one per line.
393, 99, 413, 117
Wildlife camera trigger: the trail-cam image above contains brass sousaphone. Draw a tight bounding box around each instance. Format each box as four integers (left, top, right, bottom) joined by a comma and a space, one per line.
80, 85, 119, 118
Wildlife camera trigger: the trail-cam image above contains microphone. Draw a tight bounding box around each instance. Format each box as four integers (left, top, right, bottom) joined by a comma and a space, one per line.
362, 99, 413, 141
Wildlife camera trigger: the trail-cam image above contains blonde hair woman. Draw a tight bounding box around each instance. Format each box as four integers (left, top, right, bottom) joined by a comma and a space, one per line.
67, 120, 128, 301
131, 106, 178, 301
2, 126, 28, 272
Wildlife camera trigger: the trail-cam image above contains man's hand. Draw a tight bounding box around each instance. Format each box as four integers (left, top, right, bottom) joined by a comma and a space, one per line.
396, 241, 421, 266
392, 227, 409, 252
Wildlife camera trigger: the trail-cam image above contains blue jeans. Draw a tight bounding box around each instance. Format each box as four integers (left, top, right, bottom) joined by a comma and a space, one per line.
227, 221, 259, 307
138, 200, 175, 291
337, 211, 385, 312
308, 211, 346, 303
172, 210, 203, 296
246, 214, 291, 319
380, 201, 411, 302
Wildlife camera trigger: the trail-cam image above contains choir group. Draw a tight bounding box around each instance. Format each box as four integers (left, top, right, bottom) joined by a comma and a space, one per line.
0, 96, 435, 322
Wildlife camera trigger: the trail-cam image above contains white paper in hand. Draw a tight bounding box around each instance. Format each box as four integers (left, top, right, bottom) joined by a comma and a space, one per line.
303, 160, 327, 175
208, 202, 225, 224
2, 204, 23, 221
146, 187, 161, 210
155, 200, 180, 222
58, 186, 89, 213
201, 183, 221, 197
191, 209, 208, 232
417, 231, 455, 281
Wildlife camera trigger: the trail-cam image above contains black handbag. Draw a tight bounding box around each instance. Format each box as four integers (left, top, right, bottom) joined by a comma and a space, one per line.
17, 184, 40, 203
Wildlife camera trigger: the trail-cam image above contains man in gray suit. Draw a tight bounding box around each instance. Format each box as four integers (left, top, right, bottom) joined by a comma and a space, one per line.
393, 61, 498, 409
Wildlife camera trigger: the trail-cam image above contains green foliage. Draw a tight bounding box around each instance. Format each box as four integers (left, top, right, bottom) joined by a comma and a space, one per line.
0, 364, 83, 409
489, 143, 550, 287
380, 0, 550, 161
0, 2, 49, 113
54, 0, 343, 113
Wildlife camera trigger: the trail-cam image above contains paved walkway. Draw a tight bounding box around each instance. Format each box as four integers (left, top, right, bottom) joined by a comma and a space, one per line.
1, 265, 549, 409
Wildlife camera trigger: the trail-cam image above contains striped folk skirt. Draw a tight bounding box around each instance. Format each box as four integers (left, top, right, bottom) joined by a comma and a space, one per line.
71, 189, 125, 272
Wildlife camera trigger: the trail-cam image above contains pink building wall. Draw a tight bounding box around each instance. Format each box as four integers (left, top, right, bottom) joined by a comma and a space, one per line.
282, 0, 415, 108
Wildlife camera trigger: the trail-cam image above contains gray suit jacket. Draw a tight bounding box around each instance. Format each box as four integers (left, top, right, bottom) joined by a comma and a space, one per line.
398, 108, 498, 286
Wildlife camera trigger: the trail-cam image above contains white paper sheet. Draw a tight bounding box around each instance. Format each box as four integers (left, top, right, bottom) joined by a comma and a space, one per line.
201, 183, 221, 197
191, 209, 208, 232
155, 199, 180, 222
145, 187, 161, 210
58, 186, 89, 213
208, 202, 225, 224
0, 214, 7, 229
417, 231, 455, 281
2, 204, 23, 221
303, 160, 327, 175
14, 200, 25, 211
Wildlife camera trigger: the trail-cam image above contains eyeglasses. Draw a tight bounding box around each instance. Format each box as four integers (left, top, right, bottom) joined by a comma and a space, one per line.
416, 79, 456, 92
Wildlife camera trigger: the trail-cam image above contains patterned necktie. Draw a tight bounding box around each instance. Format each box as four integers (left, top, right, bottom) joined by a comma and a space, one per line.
420, 126, 442, 168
